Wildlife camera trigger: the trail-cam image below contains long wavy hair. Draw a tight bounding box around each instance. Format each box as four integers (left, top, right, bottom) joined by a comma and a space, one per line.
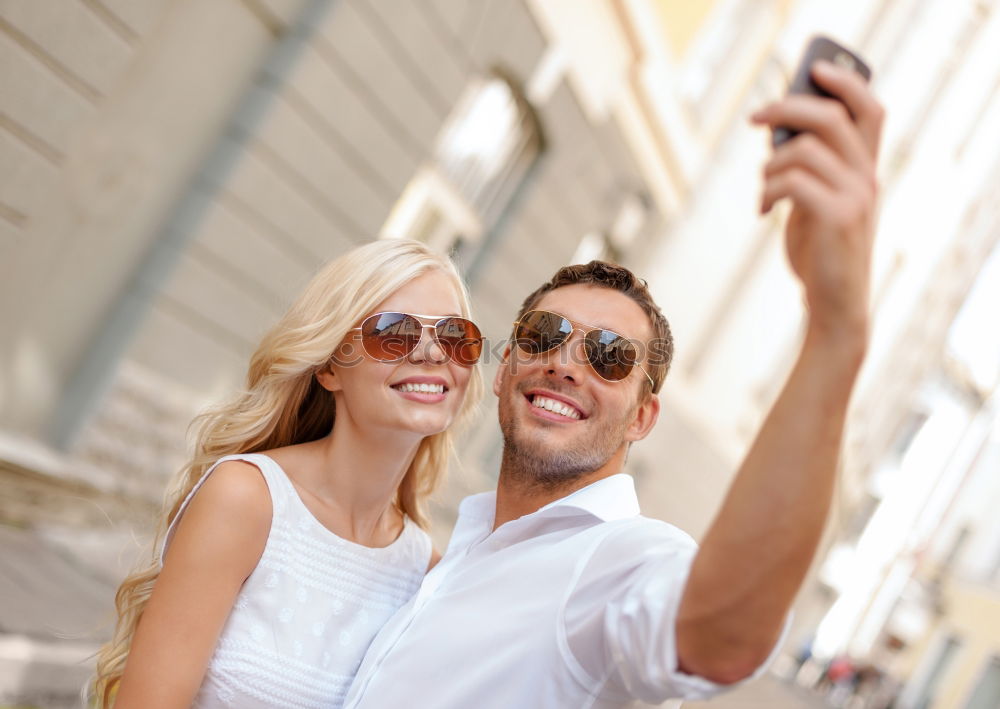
91, 239, 483, 706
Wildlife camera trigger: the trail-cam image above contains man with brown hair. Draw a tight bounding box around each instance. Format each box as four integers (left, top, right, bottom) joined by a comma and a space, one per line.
345, 59, 883, 708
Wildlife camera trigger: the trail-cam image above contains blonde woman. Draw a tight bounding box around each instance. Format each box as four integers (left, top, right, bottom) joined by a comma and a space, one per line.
92, 239, 484, 708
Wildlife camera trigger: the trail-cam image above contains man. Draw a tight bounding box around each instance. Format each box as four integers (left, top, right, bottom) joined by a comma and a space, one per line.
344, 59, 883, 707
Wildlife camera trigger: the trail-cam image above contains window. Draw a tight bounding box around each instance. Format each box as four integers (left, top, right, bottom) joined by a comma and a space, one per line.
570, 193, 651, 265
381, 70, 542, 270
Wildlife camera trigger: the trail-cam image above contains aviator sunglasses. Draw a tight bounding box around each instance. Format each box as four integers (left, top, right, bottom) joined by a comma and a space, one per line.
349, 312, 483, 366
511, 309, 654, 386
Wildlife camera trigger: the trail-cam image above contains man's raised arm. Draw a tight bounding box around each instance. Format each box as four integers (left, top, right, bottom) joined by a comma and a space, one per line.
675, 59, 885, 684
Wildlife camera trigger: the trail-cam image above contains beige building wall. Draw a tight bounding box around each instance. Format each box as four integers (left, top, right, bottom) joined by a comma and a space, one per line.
899, 580, 1000, 709
1, 0, 289, 436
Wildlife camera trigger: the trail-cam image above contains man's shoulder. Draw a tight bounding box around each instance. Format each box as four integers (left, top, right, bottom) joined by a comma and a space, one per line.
595, 514, 699, 556
569, 515, 700, 594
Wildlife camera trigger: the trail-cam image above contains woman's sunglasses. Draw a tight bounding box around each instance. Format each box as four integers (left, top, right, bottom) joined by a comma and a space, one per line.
511, 309, 654, 386
350, 312, 483, 366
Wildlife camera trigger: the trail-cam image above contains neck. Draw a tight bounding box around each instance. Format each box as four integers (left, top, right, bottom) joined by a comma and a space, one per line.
308, 412, 423, 540
493, 446, 626, 530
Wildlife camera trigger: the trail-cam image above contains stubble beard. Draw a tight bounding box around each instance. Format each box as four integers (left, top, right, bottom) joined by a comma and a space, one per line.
497, 384, 630, 491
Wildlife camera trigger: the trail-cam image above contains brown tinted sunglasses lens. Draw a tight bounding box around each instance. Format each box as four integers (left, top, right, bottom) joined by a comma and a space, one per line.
436, 317, 483, 366
584, 330, 637, 381
514, 311, 637, 382
360, 312, 421, 360
514, 311, 572, 353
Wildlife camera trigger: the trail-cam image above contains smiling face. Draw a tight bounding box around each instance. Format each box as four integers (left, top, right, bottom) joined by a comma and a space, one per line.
494, 284, 660, 486
319, 269, 475, 441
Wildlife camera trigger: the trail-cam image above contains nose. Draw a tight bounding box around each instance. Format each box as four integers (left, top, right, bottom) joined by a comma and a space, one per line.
541, 329, 588, 384
408, 324, 448, 365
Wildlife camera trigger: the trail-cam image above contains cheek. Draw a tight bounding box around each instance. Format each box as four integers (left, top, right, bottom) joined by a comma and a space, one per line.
450, 364, 474, 394
494, 361, 523, 400
337, 361, 393, 398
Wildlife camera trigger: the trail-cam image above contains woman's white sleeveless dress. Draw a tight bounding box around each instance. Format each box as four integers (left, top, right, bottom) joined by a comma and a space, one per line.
159, 453, 432, 708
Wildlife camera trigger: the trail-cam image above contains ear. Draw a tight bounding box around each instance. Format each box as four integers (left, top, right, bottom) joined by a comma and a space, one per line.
624, 392, 659, 443
492, 344, 511, 397
316, 363, 342, 393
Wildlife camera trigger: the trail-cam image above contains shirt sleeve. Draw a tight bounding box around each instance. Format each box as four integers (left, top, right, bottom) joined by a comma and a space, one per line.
562, 521, 788, 704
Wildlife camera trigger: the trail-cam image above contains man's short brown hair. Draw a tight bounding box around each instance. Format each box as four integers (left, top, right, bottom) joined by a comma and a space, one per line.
516, 261, 673, 394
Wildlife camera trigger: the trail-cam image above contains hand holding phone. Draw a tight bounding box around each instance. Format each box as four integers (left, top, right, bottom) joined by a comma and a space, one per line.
772, 36, 872, 147
751, 33, 883, 341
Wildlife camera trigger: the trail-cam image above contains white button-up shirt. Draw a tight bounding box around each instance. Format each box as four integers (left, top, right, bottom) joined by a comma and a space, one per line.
343, 474, 777, 708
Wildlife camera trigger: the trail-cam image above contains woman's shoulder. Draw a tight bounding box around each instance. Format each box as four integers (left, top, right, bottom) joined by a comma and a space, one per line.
206, 459, 273, 506
178, 459, 273, 536
161, 459, 272, 569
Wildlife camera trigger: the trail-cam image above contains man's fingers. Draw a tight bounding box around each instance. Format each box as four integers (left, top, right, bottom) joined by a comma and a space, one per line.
764, 134, 854, 192
752, 95, 872, 173
810, 60, 885, 157
760, 166, 844, 217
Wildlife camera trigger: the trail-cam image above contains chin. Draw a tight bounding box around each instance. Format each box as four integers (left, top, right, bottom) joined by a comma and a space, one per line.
402, 415, 454, 438
504, 414, 619, 481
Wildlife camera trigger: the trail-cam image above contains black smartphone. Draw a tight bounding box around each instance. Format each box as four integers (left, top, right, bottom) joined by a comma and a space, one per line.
772, 36, 872, 147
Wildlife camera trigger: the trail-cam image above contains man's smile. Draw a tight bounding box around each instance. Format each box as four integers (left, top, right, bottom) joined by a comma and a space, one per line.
523, 389, 587, 422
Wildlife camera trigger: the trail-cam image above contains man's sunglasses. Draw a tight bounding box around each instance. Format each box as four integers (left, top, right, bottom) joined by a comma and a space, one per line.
349, 312, 483, 366
511, 310, 654, 386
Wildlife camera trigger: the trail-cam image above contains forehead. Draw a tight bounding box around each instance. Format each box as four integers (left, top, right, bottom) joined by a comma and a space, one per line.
532, 284, 653, 341
374, 270, 462, 316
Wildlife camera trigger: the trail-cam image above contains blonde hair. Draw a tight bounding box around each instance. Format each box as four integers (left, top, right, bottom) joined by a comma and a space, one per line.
91, 239, 483, 706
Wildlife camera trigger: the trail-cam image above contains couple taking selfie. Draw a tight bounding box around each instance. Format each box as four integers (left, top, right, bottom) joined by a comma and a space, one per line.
92, 57, 884, 708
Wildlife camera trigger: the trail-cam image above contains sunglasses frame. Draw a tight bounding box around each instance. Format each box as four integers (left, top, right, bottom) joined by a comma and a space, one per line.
348, 311, 483, 365
511, 309, 655, 387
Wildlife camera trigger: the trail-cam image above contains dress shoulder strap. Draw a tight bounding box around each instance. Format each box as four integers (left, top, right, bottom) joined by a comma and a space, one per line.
158, 453, 289, 565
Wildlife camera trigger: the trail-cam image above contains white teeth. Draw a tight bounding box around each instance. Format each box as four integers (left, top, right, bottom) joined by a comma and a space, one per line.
531, 396, 581, 420
395, 382, 445, 394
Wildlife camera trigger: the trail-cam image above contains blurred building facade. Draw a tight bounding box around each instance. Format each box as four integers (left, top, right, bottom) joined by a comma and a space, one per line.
628, 1, 1000, 708
2, 0, 999, 707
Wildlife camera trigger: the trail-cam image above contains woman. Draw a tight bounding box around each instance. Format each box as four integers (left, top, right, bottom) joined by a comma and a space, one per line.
92, 239, 484, 708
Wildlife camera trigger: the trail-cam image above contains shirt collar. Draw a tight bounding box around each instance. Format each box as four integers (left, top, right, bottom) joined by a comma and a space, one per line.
536, 473, 641, 521
457, 473, 641, 526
